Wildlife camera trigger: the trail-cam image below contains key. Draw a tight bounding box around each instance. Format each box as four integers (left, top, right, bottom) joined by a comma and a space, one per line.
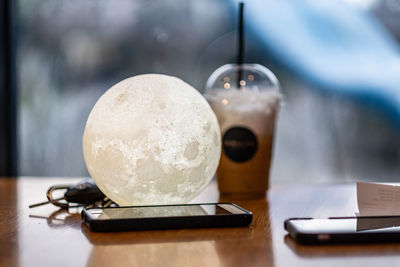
29, 197, 65, 208
29, 179, 106, 209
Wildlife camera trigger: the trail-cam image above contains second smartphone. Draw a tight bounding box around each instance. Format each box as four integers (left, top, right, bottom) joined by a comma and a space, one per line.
285, 216, 400, 244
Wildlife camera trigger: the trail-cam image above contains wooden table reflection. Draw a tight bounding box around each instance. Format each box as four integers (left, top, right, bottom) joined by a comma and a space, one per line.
1, 177, 400, 267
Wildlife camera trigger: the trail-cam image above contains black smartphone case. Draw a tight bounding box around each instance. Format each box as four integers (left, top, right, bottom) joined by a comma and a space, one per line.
82, 203, 252, 232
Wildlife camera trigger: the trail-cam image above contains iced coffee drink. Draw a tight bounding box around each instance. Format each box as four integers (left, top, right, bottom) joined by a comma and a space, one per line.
204, 64, 281, 198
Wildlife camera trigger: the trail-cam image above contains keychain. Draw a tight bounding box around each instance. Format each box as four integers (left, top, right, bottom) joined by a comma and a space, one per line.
29, 179, 114, 209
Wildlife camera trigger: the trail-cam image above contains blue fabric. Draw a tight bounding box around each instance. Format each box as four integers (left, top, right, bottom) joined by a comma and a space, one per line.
237, 0, 400, 123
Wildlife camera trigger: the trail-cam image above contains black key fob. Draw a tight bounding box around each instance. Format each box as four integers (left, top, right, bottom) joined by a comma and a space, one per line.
64, 179, 105, 204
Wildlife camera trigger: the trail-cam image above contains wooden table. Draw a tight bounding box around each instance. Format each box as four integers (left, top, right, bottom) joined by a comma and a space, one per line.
2, 177, 400, 267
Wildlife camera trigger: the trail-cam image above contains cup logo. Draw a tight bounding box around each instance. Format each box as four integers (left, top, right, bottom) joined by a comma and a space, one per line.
223, 126, 258, 163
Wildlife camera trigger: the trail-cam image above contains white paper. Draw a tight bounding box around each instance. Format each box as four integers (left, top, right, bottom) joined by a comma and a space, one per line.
357, 182, 400, 216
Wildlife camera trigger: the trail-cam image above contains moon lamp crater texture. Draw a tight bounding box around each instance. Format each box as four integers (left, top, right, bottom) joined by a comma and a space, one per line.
83, 74, 221, 206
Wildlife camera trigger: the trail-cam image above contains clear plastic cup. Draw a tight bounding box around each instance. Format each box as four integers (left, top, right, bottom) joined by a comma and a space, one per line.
204, 64, 281, 198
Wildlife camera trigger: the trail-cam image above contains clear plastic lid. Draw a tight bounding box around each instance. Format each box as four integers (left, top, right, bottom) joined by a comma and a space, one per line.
205, 64, 280, 93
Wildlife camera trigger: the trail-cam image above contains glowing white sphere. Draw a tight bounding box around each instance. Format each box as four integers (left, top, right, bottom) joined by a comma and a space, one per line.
83, 74, 221, 205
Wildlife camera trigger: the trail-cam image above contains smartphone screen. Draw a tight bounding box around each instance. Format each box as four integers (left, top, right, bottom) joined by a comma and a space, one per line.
87, 204, 247, 220
288, 217, 400, 234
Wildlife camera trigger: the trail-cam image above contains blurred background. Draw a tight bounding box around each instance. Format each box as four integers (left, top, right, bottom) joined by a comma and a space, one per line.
2, 0, 400, 183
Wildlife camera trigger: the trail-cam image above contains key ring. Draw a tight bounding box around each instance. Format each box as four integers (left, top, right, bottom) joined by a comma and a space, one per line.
46, 185, 71, 209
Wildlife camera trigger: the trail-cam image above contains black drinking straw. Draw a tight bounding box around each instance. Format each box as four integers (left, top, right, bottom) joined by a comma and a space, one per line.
237, 2, 245, 89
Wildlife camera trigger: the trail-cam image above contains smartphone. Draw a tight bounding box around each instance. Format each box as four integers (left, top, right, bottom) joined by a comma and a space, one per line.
82, 203, 252, 232
285, 216, 400, 244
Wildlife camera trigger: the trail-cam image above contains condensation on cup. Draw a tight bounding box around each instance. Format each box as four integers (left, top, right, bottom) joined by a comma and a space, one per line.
204, 64, 281, 198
